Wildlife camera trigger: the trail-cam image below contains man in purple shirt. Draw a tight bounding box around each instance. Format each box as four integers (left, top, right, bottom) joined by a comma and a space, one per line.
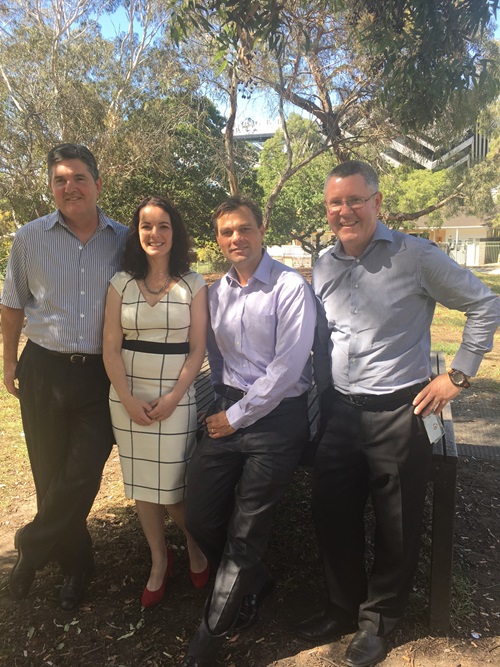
181, 196, 316, 667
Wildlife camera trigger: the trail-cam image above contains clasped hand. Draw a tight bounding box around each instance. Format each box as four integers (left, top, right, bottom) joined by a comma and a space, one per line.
124, 393, 178, 425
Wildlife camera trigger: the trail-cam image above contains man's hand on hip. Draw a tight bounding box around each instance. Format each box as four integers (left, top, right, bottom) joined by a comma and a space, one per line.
412, 373, 462, 417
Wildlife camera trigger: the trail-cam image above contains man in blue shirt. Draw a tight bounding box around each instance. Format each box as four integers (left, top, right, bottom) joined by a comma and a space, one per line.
181, 196, 316, 667
2, 144, 127, 610
297, 160, 500, 667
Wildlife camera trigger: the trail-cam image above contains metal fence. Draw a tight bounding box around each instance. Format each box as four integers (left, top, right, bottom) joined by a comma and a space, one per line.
437, 241, 500, 267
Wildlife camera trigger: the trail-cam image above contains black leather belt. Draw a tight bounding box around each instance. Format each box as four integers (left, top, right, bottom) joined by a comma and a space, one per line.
30, 341, 102, 365
122, 339, 189, 355
334, 381, 429, 410
214, 384, 247, 401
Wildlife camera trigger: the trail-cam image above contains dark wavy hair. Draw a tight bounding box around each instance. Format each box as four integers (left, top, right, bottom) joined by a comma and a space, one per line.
47, 144, 100, 182
122, 196, 191, 279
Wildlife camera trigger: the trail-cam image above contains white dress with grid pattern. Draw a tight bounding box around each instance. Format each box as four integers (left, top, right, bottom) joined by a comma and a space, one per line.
109, 270, 205, 504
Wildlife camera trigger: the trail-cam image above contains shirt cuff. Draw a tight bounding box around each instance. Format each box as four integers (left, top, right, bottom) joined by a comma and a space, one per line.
451, 347, 484, 378
225, 403, 245, 430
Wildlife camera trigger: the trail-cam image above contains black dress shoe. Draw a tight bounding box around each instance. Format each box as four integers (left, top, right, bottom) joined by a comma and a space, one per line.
344, 629, 387, 667
296, 610, 358, 643
232, 579, 275, 632
179, 656, 205, 667
9, 528, 36, 600
59, 572, 89, 611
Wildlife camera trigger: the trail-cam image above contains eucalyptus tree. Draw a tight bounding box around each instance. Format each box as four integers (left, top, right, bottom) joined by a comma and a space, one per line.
0, 0, 179, 222
169, 0, 500, 233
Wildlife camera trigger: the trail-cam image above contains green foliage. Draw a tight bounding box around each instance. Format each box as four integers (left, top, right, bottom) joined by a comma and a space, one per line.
380, 167, 457, 227
0, 207, 16, 278
2, 0, 500, 237
196, 241, 230, 273
351, 0, 500, 131
169, 0, 286, 54
454, 98, 500, 226
98, 94, 236, 241
0, 14, 113, 220
257, 115, 335, 254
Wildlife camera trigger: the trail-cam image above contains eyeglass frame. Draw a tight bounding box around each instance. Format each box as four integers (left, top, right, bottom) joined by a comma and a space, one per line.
325, 191, 379, 213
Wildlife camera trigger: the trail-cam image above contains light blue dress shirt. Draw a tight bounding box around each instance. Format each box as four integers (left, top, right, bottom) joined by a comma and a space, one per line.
207, 251, 317, 430
312, 221, 500, 396
2, 207, 127, 354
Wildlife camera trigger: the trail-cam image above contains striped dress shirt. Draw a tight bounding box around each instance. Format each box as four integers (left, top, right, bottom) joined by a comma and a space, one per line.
1, 207, 128, 354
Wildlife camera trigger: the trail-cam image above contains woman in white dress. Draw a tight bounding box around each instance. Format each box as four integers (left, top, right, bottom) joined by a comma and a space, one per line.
103, 195, 209, 607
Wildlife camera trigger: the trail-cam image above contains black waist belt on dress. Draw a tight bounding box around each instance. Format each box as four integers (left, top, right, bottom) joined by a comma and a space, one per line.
121, 339, 189, 355
333, 381, 429, 410
214, 384, 247, 401
29, 340, 102, 365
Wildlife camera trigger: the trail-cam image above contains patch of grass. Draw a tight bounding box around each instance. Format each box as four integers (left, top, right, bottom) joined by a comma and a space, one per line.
474, 272, 500, 295
431, 273, 500, 383
0, 360, 29, 512
431, 341, 460, 356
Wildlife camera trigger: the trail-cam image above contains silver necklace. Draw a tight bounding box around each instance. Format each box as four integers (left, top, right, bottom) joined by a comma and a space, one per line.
143, 275, 171, 295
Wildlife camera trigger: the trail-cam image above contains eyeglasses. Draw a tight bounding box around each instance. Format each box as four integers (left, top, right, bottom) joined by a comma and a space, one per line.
325, 192, 378, 212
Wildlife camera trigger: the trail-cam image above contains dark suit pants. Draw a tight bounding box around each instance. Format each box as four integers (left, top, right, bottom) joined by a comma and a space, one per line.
312, 387, 433, 636
15, 340, 114, 575
185, 393, 309, 660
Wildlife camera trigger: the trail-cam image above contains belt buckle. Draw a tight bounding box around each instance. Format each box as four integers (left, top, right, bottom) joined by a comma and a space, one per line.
349, 394, 366, 407
70, 354, 86, 364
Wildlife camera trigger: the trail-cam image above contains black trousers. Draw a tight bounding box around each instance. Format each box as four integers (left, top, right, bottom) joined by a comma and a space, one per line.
15, 340, 114, 574
185, 393, 309, 661
312, 386, 433, 636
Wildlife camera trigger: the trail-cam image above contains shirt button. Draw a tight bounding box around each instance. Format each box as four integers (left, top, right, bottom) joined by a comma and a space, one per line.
353, 309, 358, 314
81, 268, 85, 273
355, 259, 360, 263
81, 291, 85, 295
79, 245, 83, 250
354, 283, 359, 288
80, 313, 85, 318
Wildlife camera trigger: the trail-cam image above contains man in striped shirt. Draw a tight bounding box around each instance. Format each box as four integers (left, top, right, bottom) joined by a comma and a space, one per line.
1, 144, 127, 610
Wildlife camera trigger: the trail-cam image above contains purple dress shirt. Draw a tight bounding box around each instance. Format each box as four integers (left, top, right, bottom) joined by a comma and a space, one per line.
207, 251, 316, 430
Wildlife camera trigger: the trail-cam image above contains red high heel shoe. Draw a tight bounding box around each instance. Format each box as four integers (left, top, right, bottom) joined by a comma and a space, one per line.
141, 547, 175, 608
190, 562, 210, 589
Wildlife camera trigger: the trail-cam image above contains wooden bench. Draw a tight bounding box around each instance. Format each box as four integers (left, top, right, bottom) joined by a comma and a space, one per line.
428, 350, 458, 633
194, 349, 457, 634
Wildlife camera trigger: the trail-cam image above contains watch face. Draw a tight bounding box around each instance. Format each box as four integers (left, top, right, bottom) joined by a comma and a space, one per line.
450, 370, 470, 388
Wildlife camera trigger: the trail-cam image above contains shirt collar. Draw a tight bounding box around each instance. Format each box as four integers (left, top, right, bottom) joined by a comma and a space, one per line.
225, 249, 271, 286
51, 206, 112, 231
331, 220, 392, 259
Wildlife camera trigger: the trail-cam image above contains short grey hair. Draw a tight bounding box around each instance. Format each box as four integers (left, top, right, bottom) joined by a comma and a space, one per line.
325, 160, 379, 193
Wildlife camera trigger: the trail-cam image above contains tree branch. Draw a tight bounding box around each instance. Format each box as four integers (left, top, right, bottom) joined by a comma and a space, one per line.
382, 183, 464, 223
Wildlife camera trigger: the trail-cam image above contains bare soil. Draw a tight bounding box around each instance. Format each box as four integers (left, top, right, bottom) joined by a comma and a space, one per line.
1, 452, 499, 667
